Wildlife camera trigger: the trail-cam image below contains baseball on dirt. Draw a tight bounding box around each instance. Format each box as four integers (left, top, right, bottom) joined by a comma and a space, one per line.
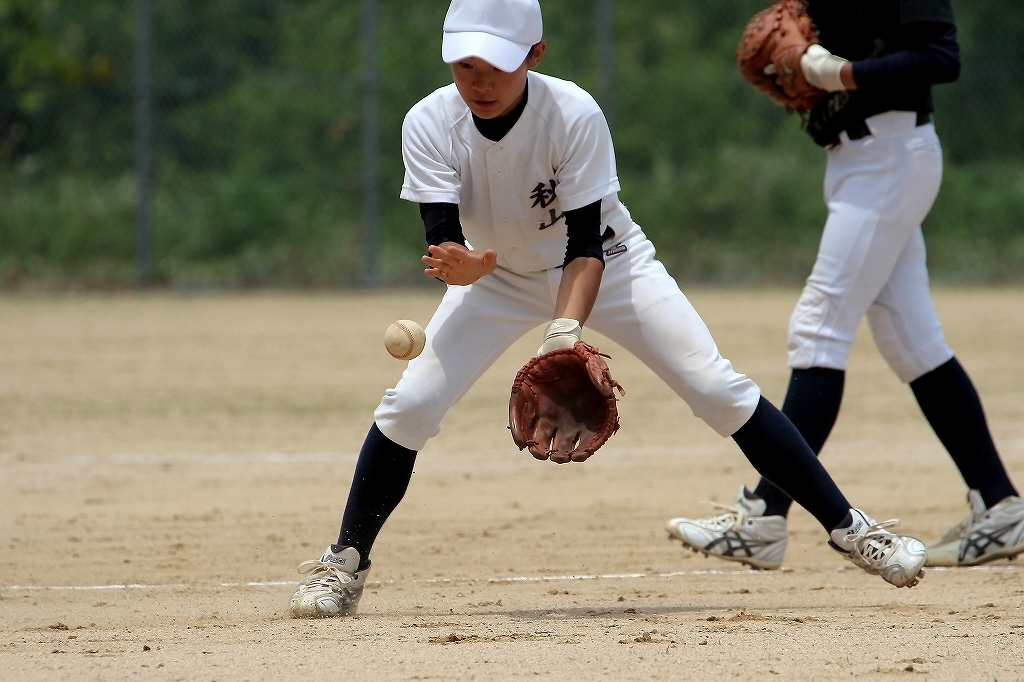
384, 320, 426, 360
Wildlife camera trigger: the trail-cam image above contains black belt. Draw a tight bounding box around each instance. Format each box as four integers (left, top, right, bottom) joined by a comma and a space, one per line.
843, 110, 933, 142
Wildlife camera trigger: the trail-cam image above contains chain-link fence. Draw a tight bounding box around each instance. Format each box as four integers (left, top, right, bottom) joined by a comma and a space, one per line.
1, 0, 1022, 287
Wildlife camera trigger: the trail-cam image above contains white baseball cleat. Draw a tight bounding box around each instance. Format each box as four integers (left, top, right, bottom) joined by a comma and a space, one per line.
926, 490, 1024, 567
830, 509, 926, 588
289, 546, 369, 618
665, 486, 788, 570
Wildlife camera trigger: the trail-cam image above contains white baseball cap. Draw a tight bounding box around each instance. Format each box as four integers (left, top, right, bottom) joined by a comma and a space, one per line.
441, 0, 543, 73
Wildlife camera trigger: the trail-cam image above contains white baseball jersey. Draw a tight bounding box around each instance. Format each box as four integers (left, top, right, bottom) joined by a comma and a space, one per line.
400, 71, 638, 274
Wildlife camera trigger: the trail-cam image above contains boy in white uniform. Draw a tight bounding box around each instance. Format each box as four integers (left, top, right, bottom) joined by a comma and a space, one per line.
665, 0, 1023, 571
288, 0, 928, 618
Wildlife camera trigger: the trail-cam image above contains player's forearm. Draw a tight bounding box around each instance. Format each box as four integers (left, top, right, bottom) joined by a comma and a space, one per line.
553, 256, 603, 325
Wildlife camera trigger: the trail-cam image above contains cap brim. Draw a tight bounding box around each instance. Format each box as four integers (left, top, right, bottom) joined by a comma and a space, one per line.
442, 31, 531, 72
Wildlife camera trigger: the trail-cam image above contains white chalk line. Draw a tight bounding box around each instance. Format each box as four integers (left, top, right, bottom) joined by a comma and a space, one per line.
1, 571, 748, 593
3, 564, 1014, 594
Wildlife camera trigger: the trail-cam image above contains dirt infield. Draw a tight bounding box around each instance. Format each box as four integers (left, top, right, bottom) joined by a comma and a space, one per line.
1, 289, 1022, 681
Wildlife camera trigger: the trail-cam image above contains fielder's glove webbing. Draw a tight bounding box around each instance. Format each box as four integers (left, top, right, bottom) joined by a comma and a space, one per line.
509, 341, 625, 464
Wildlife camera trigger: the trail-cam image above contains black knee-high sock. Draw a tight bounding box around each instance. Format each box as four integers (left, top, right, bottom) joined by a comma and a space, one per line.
911, 357, 1018, 508
733, 396, 851, 531
336, 423, 417, 569
753, 368, 846, 517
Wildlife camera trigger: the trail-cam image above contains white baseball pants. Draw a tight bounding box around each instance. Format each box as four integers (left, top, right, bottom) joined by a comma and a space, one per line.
375, 230, 762, 451
788, 110, 954, 383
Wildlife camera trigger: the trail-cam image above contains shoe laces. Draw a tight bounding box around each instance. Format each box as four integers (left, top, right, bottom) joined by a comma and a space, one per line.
695, 501, 751, 533
296, 559, 356, 590
843, 519, 902, 567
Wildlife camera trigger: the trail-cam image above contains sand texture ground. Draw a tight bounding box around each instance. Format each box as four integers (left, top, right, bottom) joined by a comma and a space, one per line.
1, 288, 1022, 681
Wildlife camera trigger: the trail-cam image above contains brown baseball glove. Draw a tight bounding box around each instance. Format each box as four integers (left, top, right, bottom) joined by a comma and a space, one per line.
737, 0, 825, 113
508, 341, 625, 464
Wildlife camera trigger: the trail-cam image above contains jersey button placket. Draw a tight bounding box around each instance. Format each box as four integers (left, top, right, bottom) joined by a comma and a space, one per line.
485, 146, 509, 262
487, 144, 520, 269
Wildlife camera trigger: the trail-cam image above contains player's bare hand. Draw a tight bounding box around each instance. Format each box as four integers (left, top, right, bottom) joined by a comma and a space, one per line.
423, 243, 497, 286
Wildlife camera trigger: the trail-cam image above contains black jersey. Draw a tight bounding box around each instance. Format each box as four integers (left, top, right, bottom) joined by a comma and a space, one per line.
805, 0, 956, 146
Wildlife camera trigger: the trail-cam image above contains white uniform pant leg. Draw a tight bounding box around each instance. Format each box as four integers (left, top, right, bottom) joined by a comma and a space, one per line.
866, 227, 954, 382
374, 270, 550, 451
587, 234, 761, 437
788, 112, 949, 374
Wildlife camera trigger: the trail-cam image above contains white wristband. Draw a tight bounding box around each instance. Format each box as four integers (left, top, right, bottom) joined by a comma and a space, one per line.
800, 44, 849, 92
536, 318, 581, 356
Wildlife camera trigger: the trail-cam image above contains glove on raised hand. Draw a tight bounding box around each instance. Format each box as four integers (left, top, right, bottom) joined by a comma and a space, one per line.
736, 0, 826, 112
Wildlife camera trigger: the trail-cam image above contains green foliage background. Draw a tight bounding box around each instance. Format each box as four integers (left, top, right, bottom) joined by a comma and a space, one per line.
1, 0, 1022, 288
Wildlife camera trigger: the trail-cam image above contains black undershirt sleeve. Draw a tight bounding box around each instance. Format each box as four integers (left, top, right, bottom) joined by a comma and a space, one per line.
419, 202, 466, 248
852, 22, 960, 90
563, 200, 604, 269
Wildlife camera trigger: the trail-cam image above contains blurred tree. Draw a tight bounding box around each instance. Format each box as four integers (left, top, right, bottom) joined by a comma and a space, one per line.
934, 0, 1024, 162
0, 0, 131, 169
0, 0, 1021, 287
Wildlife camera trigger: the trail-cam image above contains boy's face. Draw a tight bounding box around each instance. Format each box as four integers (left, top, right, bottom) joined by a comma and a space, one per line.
451, 42, 546, 119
